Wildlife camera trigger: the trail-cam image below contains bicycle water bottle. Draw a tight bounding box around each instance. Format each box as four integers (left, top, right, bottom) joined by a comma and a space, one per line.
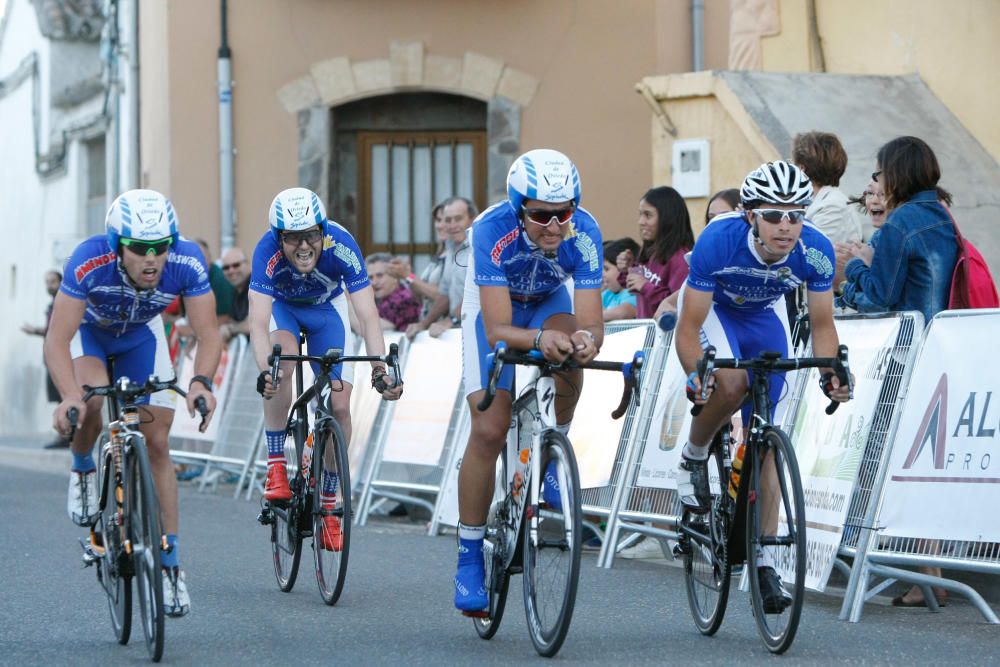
302, 432, 314, 483
727, 442, 746, 500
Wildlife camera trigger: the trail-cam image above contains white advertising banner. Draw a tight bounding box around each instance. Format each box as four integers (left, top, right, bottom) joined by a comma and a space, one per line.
169, 337, 241, 442
879, 312, 1000, 542
781, 316, 901, 591
569, 325, 649, 489
636, 337, 692, 489
347, 333, 403, 476
380, 329, 462, 466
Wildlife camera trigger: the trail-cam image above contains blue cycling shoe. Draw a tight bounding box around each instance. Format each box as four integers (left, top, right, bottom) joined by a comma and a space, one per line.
541, 459, 562, 511
454, 543, 488, 613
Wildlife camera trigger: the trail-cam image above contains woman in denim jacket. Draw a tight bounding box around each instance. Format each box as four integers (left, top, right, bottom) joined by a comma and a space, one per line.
842, 136, 958, 324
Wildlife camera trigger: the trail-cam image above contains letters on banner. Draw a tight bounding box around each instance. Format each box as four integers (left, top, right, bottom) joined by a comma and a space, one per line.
879, 312, 1000, 543
778, 316, 902, 591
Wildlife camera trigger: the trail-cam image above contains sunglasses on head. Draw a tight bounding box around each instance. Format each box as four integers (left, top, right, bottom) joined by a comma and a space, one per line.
753, 209, 807, 224
281, 229, 323, 245
120, 238, 173, 256
522, 206, 574, 226
222, 260, 244, 271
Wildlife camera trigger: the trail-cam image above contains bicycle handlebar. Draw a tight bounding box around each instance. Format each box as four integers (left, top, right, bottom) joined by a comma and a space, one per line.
267, 343, 403, 392
689, 344, 852, 417
79, 376, 211, 429
475, 342, 645, 418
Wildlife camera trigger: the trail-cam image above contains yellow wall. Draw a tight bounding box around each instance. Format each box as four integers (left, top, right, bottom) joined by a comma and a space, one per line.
761, 0, 1000, 163
139, 0, 733, 252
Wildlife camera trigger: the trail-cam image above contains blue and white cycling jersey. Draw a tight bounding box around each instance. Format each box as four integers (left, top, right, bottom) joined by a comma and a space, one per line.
471, 202, 603, 305
60, 235, 211, 335
249, 219, 369, 305
686, 212, 835, 310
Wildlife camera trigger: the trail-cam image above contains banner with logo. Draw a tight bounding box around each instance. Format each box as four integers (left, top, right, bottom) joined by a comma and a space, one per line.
348, 333, 403, 476
636, 336, 691, 489
380, 329, 462, 466
780, 316, 902, 591
879, 312, 1000, 542
569, 325, 650, 489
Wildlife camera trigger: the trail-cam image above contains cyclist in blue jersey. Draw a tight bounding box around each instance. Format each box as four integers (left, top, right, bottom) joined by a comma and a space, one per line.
453, 149, 604, 613
674, 161, 851, 612
248, 188, 402, 549
47, 189, 221, 618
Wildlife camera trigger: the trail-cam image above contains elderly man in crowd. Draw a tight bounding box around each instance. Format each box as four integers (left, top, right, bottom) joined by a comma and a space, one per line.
367, 252, 422, 331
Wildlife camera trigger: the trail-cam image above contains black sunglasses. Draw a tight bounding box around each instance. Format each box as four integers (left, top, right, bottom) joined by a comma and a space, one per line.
281, 229, 323, 245
120, 238, 173, 256
221, 260, 245, 271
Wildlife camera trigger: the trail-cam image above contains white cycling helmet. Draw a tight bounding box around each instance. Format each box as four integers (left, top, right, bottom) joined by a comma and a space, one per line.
740, 161, 813, 207
269, 187, 327, 239
105, 189, 179, 250
506, 148, 581, 214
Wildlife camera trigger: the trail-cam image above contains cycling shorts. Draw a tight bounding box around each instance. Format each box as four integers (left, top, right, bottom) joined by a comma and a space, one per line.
461, 282, 574, 396
269, 293, 354, 384
693, 297, 793, 426
71, 316, 175, 409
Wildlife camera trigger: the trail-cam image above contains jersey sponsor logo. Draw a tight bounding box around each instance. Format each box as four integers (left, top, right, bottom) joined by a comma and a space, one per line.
333, 242, 362, 274
805, 247, 834, 278
490, 228, 520, 266
169, 253, 208, 282
265, 250, 283, 278
574, 231, 599, 272
323, 233, 334, 250
74, 251, 117, 283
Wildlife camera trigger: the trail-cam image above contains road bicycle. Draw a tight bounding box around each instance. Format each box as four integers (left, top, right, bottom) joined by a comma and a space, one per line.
676, 344, 851, 654
74, 375, 207, 663
472, 342, 644, 657
257, 343, 402, 605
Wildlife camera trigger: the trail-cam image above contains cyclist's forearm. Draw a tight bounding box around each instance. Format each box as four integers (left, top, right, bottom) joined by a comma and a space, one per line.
486, 323, 540, 352
44, 338, 82, 401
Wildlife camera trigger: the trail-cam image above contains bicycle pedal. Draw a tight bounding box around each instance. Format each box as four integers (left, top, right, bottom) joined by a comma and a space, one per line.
79, 538, 100, 566
461, 610, 489, 619
672, 542, 690, 558
257, 508, 274, 525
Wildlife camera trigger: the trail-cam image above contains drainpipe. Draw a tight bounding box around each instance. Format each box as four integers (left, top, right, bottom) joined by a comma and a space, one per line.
218, 0, 235, 252
691, 0, 704, 72
103, 0, 121, 206
126, 0, 140, 189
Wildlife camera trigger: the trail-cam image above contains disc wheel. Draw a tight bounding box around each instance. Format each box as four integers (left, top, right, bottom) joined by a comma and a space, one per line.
746, 428, 806, 654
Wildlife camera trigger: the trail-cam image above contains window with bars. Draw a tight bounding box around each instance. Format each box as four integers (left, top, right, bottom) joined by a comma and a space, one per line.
357, 131, 486, 273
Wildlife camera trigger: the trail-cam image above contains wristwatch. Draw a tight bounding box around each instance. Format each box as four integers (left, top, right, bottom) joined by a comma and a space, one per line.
189, 375, 214, 392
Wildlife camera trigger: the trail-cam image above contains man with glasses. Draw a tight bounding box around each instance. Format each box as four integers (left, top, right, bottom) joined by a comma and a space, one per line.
674, 161, 850, 613
248, 187, 403, 544
219, 246, 251, 343
453, 149, 603, 614
47, 189, 221, 618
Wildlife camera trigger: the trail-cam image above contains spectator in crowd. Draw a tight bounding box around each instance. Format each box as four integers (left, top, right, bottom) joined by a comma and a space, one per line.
602, 240, 637, 321
367, 252, 422, 331
654, 188, 740, 324
704, 188, 740, 225
616, 186, 694, 318
22, 270, 67, 448
836, 180, 888, 312
388, 203, 447, 319
219, 246, 251, 343
195, 238, 235, 323
406, 196, 477, 339
791, 131, 863, 245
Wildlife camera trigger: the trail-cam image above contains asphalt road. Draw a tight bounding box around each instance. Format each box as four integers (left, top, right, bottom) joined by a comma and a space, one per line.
1, 459, 997, 666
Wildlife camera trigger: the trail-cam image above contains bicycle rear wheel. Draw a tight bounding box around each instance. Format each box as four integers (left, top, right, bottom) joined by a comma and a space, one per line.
312, 420, 351, 605
474, 458, 517, 640
126, 439, 165, 662
522, 432, 582, 657
682, 446, 732, 636
96, 444, 131, 645
746, 427, 806, 654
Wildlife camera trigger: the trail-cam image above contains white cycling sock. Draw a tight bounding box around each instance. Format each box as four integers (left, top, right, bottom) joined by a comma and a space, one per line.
756, 545, 776, 569
457, 522, 486, 541
682, 441, 710, 461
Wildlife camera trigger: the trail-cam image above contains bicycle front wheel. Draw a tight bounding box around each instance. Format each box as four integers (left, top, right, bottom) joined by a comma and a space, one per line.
126, 439, 165, 662
313, 420, 352, 605
682, 447, 732, 636
522, 431, 582, 657
746, 427, 806, 654
96, 444, 131, 645
271, 501, 303, 592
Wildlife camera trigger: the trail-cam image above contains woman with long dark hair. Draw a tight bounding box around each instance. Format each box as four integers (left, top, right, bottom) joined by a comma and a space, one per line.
616, 186, 695, 318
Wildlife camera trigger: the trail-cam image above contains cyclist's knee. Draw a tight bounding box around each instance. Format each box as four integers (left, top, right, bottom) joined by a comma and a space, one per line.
332, 402, 351, 430
468, 419, 507, 457
712, 373, 748, 409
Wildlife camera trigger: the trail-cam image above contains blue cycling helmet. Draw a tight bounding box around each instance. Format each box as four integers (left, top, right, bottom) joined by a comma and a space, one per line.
105, 189, 179, 251
269, 187, 327, 241
506, 149, 581, 215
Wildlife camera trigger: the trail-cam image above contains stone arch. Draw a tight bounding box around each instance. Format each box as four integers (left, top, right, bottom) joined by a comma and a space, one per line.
277, 42, 537, 206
